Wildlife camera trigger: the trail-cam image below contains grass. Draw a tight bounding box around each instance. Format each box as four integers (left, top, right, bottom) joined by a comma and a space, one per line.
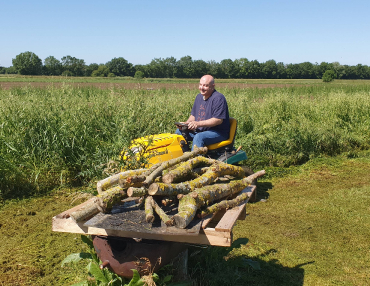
187, 152, 370, 285
2, 82, 370, 201
1, 79, 370, 285
0, 152, 369, 285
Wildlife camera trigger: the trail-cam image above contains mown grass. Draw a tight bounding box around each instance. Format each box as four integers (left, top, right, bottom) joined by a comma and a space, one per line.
0, 152, 369, 285
1, 82, 370, 201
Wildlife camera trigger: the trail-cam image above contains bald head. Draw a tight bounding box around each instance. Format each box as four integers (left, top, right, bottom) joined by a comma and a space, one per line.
200, 75, 215, 85
199, 75, 215, 99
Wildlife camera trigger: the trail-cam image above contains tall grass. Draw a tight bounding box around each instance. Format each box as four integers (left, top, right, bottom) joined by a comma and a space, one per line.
1, 83, 370, 200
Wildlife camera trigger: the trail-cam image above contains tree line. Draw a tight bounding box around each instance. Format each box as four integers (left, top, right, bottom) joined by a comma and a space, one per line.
1, 51, 370, 80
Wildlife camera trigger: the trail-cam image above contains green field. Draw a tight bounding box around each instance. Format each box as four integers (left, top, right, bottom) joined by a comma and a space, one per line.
0, 78, 370, 285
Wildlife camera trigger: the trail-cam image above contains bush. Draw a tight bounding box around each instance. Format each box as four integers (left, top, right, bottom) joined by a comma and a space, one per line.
134, 70, 144, 79
322, 70, 335, 82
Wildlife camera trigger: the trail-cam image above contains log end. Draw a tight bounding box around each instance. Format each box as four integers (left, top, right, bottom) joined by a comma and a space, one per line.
161, 174, 174, 184
173, 213, 187, 229
127, 187, 134, 197
145, 214, 155, 224
148, 183, 158, 195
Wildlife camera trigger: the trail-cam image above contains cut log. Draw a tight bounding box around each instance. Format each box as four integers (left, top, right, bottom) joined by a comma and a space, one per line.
70, 197, 100, 222
151, 198, 174, 226
119, 175, 146, 188
96, 186, 128, 213
198, 191, 250, 218
173, 170, 266, 228
162, 156, 216, 183
149, 161, 245, 196
161, 196, 176, 206
96, 169, 148, 194
143, 147, 208, 187
127, 187, 148, 197
148, 182, 192, 196
145, 196, 155, 223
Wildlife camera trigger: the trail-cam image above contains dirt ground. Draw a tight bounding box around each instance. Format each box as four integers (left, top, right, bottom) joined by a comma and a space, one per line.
0, 81, 291, 90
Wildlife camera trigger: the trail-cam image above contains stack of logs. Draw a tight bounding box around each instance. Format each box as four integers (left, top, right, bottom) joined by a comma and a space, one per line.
69, 147, 266, 229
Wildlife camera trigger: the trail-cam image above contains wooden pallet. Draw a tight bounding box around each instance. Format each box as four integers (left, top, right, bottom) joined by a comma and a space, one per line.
52, 185, 256, 247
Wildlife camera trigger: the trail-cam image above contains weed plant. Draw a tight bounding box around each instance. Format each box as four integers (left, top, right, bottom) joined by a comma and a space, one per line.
1, 83, 370, 200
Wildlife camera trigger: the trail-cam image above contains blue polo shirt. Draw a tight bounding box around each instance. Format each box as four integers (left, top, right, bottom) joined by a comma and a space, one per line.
191, 90, 230, 138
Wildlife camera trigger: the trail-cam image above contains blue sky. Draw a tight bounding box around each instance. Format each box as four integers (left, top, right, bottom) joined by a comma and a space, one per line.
1, 0, 369, 67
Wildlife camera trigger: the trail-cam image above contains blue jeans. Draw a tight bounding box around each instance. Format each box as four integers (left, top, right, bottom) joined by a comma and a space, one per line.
175, 129, 228, 151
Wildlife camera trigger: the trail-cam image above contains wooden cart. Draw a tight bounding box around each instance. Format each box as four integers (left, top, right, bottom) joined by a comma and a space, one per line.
52, 185, 256, 247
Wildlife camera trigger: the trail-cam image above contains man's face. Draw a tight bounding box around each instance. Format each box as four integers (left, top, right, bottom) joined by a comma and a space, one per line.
199, 77, 215, 98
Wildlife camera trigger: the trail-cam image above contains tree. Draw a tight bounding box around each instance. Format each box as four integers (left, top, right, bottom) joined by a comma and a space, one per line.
106, 57, 134, 77
177, 56, 194, 78
248, 60, 261, 78
322, 70, 335, 82
61, 55, 85, 76
134, 64, 149, 78
207, 60, 221, 78
261, 59, 278, 79
276, 62, 287, 79
134, 70, 144, 79
234, 58, 250, 78
85, 63, 99, 77
43, 56, 62, 75
220, 59, 236, 79
91, 64, 110, 77
12, 51, 42, 75
192, 60, 208, 78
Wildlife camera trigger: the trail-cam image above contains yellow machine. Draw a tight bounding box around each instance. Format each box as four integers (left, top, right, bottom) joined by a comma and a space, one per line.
126, 118, 247, 166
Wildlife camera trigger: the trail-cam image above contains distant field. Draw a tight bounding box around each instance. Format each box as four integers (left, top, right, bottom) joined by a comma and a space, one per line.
2, 75, 370, 89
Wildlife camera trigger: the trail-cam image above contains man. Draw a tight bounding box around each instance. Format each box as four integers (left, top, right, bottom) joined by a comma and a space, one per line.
176, 75, 230, 150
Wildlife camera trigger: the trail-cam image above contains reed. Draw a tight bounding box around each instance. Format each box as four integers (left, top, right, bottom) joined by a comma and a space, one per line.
1, 83, 369, 200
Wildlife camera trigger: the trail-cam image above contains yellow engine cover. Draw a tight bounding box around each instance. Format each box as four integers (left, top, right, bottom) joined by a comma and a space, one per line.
127, 133, 185, 166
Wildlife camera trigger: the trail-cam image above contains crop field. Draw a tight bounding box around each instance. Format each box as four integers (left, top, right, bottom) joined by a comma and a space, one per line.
0, 77, 370, 285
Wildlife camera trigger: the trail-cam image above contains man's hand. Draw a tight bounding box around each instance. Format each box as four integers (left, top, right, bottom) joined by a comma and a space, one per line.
187, 121, 198, 130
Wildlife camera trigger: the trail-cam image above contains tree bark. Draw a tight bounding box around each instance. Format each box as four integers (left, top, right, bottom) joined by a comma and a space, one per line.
143, 147, 208, 187
70, 197, 100, 223
96, 169, 148, 194
162, 156, 216, 183
96, 186, 128, 213
151, 198, 174, 226
145, 196, 155, 223
127, 187, 148, 197
173, 170, 266, 228
198, 191, 250, 218
148, 162, 245, 196
119, 175, 146, 188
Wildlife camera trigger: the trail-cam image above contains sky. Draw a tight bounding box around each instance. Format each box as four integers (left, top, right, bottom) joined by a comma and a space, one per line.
1, 0, 369, 67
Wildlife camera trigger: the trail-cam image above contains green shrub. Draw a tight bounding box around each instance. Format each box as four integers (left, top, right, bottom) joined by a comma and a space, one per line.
134, 70, 144, 79
322, 70, 335, 82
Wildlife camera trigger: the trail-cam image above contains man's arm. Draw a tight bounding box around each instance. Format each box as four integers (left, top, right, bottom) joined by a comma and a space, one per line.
187, 117, 223, 130
185, 115, 195, 124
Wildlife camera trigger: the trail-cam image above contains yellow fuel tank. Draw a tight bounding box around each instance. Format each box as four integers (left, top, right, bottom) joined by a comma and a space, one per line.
126, 133, 186, 167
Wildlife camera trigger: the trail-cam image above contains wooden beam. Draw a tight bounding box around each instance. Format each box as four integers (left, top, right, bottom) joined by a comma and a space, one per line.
52, 216, 232, 246
215, 185, 256, 232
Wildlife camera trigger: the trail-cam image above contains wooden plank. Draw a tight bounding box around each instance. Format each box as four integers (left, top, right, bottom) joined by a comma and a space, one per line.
214, 185, 256, 232
52, 216, 232, 246
52, 184, 257, 247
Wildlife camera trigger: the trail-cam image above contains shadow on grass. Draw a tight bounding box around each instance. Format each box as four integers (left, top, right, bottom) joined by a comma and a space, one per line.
256, 181, 273, 201
188, 238, 313, 286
